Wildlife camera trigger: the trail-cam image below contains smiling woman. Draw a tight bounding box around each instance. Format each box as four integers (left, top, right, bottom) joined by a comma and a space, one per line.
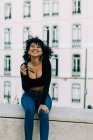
20, 37, 53, 140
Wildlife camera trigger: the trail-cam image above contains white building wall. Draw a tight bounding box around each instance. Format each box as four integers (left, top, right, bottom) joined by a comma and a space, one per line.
0, 0, 93, 108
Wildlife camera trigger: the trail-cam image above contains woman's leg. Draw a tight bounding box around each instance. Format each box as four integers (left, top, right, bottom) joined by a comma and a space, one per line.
21, 93, 36, 140
38, 94, 52, 140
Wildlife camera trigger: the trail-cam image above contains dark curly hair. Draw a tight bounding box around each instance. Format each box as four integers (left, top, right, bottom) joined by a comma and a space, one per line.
23, 37, 53, 62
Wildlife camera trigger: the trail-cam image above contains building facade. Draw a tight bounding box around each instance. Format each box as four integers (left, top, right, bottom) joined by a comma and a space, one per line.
0, 0, 93, 108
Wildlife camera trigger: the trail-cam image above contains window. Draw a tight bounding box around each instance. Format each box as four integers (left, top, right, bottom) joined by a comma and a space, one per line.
23, 27, 31, 48
23, 0, 31, 18
52, 25, 58, 47
4, 28, 11, 48
51, 83, 58, 101
72, 83, 81, 103
51, 54, 58, 76
43, 0, 59, 16
43, 26, 50, 46
72, 0, 81, 14
43, 0, 50, 16
52, 0, 59, 15
72, 54, 80, 76
4, 55, 11, 75
72, 24, 81, 47
4, 81, 11, 104
5, 3, 11, 19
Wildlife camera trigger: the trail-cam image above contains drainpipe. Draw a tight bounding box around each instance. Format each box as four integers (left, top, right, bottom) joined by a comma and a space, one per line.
84, 48, 87, 108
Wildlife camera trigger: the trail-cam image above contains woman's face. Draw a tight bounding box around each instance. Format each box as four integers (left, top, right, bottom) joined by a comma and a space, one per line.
28, 43, 43, 58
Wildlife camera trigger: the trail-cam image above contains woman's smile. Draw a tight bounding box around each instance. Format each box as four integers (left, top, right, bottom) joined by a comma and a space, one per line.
28, 43, 43, 57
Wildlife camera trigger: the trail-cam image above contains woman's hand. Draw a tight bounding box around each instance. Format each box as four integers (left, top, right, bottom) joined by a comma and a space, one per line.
20, 64, 27, 76
38, 104, 49, 114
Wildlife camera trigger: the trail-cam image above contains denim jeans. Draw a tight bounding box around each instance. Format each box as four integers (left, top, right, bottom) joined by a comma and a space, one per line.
21, 90, 52, 140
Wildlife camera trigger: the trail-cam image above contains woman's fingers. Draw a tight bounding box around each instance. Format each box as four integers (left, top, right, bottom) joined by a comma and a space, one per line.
20, 64, 27, 75
38, 105, 49, 114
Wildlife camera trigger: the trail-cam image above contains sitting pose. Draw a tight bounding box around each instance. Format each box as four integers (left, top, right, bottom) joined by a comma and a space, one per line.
20, 37, 53, 140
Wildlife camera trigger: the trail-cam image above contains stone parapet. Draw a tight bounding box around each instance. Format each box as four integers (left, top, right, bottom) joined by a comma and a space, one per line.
0, 104, 93, 140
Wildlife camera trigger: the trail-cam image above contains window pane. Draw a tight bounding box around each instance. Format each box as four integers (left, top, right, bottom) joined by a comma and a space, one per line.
4, 55, 11, 75
72, 54, 80, 76
43, 0, 50, 16
5, 3, 11, 19
72, 24, 81, 47
52, 0, 59, 15
4, 28, 11, 48
72, 84, 81, 103
51, 55, 58, 76
72, 0, 81, 14
24, 1, 31, 17
52, 26, 58, 47
4, 81, 11, 104
51, 83, 58, 100
23, 27, 31, 48
43, 26, 49, 46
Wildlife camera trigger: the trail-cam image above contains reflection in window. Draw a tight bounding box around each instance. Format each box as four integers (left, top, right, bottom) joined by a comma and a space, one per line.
72, 83, 81, 103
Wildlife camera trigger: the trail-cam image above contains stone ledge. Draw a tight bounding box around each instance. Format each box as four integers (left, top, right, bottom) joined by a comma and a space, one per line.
0, 104, 93, 123
0, 104, 93, 140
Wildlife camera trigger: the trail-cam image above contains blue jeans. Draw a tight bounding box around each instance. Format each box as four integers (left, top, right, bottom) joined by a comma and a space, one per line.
21, 90, 52, 140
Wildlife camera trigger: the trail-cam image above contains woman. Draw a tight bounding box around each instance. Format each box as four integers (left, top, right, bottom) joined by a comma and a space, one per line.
20, 37, 53, 140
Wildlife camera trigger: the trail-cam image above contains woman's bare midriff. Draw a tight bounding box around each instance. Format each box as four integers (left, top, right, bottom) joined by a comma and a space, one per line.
30, 86, 44, 91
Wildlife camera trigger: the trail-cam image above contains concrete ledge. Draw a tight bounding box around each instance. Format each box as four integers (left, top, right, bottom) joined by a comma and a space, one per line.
0, 104, 93, 140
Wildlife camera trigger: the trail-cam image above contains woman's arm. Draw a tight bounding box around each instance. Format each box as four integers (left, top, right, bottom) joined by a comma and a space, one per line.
20, 63, 29, 92
40, 59, 51, 104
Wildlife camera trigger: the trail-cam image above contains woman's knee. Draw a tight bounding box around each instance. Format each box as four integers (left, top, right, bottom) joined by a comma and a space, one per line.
45, 94, 52, 111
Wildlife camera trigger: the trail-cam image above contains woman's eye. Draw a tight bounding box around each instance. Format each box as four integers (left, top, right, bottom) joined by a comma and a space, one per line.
31, 45, 34, 47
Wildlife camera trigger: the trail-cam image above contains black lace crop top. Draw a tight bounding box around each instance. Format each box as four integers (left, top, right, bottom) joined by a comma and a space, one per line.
20, 58, 51, 104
